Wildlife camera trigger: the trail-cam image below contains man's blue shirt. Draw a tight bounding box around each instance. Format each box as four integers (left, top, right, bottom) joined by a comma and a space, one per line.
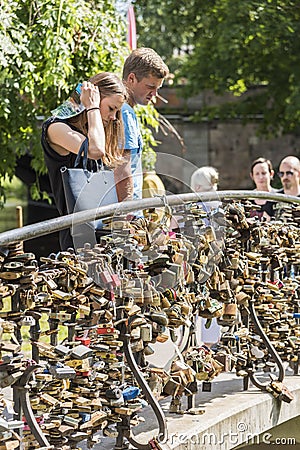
122, 103, 143, 201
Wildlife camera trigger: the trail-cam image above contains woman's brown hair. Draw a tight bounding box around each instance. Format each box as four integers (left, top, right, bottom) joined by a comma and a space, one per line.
68, 72, 127, 167
250, 157, 273, 175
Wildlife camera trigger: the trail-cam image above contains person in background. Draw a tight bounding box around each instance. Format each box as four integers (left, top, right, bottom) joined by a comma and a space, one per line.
249, 157, 276, 221
190, 166, 220, 212
278, 155, 300, 196
41, 73, 127, 250
190, 166, 221, 347
114, 48, 169, 209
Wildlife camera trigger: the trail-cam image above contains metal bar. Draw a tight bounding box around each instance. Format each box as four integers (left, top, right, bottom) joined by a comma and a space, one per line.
248, 300, 284, 390
3, 189, 296, 446
122, 334, 167, 448
14, 365, 51, 448
0, 191, 299, 246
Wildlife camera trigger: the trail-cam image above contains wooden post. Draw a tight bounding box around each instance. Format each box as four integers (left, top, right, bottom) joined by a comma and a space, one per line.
16, 205, 23, 228
15, 205, 24, 253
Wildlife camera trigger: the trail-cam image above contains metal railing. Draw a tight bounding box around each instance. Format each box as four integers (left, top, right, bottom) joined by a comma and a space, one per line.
1, 190, 299, 450
0, 191, 299, 246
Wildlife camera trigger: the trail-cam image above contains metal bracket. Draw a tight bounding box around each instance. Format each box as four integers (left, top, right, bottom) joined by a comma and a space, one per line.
114, 320, 167, 450
13, 365, 52, 448
248, 300, 284, 391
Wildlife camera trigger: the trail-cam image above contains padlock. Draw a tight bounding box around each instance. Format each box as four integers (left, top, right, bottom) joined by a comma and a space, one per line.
105, 387, 123, 400
54, 344, 71, 357
130, 339, 144, 353
97, 325, 117, 335
163, 377, 181, 396
19, 315, 36, 327
49, 365, 76, 379
75, 336, 91, 346
140, 324, 152, 342
49, 312, 72, 322
222, 303, 238, 321
130, 327, 141, 339
97, 263, 113, 285
70, 345, 94, 359
102, 425, 118, 438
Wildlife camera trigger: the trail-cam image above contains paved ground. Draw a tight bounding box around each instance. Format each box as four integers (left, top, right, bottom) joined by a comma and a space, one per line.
80, 369, 300, 449
5, 369, 300, 449
76, 371, 248, 449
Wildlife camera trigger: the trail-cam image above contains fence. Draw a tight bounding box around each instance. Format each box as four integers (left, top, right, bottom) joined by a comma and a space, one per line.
0, 191, 299, 450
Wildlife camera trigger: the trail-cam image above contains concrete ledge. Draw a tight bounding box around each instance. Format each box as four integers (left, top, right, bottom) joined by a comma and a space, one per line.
133, 373, 300, 450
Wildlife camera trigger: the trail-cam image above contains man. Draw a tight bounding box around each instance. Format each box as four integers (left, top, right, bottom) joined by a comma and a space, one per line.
114, 48, 169, 204
278, 155, 300, 196
275, 155, 300, 221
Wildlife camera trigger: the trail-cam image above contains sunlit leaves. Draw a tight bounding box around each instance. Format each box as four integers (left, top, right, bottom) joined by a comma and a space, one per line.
0, 0, 129, 200
135, 0, 300, 134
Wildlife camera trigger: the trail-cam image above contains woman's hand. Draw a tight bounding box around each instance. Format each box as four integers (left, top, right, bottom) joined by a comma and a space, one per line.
80, 81, 105, 160
80, 81, 100, 109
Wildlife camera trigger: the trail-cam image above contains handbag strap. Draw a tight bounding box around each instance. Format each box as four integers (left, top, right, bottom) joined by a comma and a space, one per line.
74, 138, 105, 173
97, 159, 104, 171
74, 138, 89, 170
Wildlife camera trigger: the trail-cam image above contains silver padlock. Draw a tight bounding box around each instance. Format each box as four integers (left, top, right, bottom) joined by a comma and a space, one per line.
140, 323, 152, 342
19, 315, 36, 327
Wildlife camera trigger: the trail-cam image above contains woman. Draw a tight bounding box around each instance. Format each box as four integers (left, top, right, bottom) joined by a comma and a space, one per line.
249, 157, 276, 221
190, 166, 220, 212
41, 73, 127, 250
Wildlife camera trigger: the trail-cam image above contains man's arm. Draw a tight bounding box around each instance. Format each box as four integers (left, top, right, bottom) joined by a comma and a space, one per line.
114, 150, 134, 202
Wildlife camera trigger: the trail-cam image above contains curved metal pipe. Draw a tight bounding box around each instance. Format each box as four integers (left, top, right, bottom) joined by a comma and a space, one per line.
122, 336, 167, 448
14, 365, 51, 448
3, 190, 296, 447
0, 191, 299, 246
248, 300, 284, 391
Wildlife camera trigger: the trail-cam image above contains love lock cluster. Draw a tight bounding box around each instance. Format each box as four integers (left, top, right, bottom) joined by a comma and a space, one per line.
0, 198, 298, 449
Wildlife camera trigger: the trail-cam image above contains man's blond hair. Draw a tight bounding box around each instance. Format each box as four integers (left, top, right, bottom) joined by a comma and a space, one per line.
123, 47, 169, 81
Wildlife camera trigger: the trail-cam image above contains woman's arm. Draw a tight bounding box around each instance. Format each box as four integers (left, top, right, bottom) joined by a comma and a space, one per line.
81, 81, 105, 159
47, 81, 105, 160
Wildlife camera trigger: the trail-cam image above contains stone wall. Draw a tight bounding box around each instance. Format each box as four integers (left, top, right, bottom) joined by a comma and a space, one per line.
154, 87, 300, 193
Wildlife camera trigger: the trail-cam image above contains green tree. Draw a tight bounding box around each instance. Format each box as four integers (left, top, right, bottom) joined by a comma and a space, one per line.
134, 0, 195, 76
0, 0, 128, 205
135, 0, 300, 135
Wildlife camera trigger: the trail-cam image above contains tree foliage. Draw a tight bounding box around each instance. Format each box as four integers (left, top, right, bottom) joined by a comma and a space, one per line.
134, 0, 300, 135
0, 0, 129, 205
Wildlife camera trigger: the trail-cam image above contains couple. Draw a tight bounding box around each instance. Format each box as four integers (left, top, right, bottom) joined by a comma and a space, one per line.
42, 48, 169, 250
250, 156, 300, 220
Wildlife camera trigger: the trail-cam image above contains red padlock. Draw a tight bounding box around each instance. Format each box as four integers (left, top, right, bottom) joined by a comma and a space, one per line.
97, 325, 116, 335
75, 336, 91, 346
110, 273, 121, 287
100, 270, 113, 284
